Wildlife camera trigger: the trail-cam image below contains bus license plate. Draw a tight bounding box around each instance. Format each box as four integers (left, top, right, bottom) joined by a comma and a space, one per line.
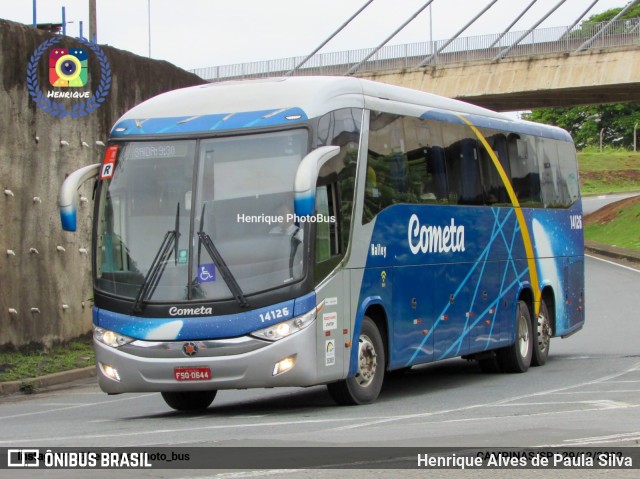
174, 367, 211, 381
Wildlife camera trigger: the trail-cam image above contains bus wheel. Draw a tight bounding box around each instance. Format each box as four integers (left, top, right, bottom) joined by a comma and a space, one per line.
161, 390, 217, 411
498, 301, 533, 373
327, 317, 385, 405
532, 301, 551, 367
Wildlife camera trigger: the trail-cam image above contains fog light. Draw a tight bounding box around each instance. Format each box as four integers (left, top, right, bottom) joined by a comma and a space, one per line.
273, 355, 296, 376
100, 362, 121, 382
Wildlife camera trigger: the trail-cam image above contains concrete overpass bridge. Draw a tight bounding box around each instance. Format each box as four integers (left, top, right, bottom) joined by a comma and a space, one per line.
192, 18, 640, 111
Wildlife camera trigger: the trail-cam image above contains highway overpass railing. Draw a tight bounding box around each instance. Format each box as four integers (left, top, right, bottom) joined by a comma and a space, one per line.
191, 18, 640, 82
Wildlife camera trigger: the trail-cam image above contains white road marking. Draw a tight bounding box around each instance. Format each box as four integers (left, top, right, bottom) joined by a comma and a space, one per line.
176, 470, 303, 479
493, 400, 634, 409
586, 254, 640, 273
412, 405, 640, 427
0, 417, 357, 445
548, 389, 640, 394
538, 431, 640, 447
327, 360, 640, 432
0, 393, 149, 421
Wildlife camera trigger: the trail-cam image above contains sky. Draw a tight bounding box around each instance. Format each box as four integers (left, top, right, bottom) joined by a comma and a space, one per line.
0, 0, 631, 71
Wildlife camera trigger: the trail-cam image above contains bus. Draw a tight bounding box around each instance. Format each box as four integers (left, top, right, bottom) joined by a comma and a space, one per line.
59, 77, 584, 411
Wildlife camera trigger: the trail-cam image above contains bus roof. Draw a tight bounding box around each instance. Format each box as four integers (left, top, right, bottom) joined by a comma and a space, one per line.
111, 76, 571, 142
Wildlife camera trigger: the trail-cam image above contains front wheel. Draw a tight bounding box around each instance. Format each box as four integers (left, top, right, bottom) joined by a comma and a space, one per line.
497, 301, 533, 373
327, 317, 385, 405
161, 390, 217, 411
531, 300, 552, 367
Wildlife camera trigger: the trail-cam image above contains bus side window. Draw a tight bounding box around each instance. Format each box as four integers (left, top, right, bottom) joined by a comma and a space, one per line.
314, 108, 362, 284
314, 182, 342, 284
412, 119, 448, 204
446, 137, 483, 206
427, 146, 449, 203
364, 112, 407, 223
478, 132, 509, 206
508, 134, 542, 207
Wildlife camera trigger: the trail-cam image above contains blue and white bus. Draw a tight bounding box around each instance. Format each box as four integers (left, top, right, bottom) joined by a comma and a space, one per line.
60, 77, 584, 410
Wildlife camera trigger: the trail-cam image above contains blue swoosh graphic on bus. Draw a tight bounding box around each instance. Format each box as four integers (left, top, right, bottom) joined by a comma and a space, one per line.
405, 207, 521, 364
110, 108, 308, 136
94, 291, 316, 340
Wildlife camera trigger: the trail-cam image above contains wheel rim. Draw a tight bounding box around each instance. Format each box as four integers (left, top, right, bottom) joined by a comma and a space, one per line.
355, 334, 378, 387
537, 312, 551, 353
518, 311, 530, 358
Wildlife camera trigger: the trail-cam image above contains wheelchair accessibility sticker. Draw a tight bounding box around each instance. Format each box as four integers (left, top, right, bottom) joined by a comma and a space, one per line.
198, 263, 216, 283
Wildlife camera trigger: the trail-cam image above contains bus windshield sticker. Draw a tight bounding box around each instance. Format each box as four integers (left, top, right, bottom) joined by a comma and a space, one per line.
325, 340, 336, 366
323, 312, 337, 331
99, 145, 118, 180
198, 263, 216, 283
123, 142, 190, 160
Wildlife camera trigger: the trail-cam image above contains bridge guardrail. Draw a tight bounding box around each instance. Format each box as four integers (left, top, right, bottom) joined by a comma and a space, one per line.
191, 18, 640, 82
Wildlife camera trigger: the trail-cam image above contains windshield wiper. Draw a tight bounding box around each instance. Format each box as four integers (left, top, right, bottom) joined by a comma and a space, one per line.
132, 203, 181, 313
196, 204, 249, 308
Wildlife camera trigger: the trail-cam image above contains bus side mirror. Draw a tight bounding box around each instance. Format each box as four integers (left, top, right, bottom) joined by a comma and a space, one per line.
294, 146, 340, 217
59, 163, 100, 231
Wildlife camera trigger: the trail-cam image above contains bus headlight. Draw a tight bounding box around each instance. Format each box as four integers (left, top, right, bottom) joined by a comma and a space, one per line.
94, 326, 135, 348
251, 308, 316, 341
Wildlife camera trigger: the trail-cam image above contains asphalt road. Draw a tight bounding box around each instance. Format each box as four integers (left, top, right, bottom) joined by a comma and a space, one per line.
582, 192, 639, 215
1, 255, 639, 478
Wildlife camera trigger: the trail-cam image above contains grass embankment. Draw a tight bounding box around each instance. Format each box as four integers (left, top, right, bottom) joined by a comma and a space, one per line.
579, 148, 640, 251
0, 337, 93, 385
578, 147, 640, 195
584, 196, 640, 251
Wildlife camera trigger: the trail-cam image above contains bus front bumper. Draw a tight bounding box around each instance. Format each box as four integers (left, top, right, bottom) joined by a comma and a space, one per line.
94, 324, 319, 394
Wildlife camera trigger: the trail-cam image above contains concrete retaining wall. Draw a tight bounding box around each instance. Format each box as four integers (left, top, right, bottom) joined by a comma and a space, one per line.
0, 19, 205, 348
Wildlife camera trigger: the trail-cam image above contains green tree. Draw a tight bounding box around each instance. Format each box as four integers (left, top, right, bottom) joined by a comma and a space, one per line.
524, 6, 640, 149
583, 3, 640, 23
523, 104, 640, 149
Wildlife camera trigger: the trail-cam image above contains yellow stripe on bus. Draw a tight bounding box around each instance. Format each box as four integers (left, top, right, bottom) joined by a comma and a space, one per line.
457, 115, 541, 316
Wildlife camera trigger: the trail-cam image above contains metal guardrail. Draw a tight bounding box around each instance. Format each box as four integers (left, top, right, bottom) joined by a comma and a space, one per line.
191, 18, 640, 82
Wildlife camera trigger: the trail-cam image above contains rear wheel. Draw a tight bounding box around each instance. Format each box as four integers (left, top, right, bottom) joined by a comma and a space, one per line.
161, 390, 217, 411
531, 300, 551, 367
497, 300, 533, 373
327, 317, 385, 405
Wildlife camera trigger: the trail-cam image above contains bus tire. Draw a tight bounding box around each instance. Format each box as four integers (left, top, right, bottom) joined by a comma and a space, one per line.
532, 300, 551, 367
498, 301, 533, 373
161, 390, 217, 411
327, 317, 385, 405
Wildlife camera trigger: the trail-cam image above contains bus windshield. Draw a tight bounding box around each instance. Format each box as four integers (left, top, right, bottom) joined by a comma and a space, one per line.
95, 129, 309, 304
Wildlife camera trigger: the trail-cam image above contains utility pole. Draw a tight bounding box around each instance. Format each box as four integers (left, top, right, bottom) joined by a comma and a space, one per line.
148, 0, 152, 57
429, 3, 433, 55
89, 0, 97, 42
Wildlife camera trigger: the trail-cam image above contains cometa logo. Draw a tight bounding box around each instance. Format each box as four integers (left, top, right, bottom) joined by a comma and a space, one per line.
169, 306, 213, 317
408, 214, 466, 254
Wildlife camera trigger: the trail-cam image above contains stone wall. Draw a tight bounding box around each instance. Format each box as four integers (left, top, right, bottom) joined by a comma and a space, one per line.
0, 19, 205, 348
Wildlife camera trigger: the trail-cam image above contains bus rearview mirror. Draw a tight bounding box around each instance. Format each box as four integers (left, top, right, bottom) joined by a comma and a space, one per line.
59, 163, 100, 231
293, 146, 340, 218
